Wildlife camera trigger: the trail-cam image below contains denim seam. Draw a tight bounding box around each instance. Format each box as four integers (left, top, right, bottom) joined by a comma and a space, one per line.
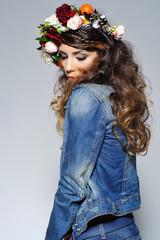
71, 203, 79, 224
76, 194, 139, 222
89, 115, 106, 155
81, 194, 140, 214
76, 207, 140, 225
84, 115, 106, 195
121, 153, 127, 198
86, 193, 140, 206
66, 203, 78, 237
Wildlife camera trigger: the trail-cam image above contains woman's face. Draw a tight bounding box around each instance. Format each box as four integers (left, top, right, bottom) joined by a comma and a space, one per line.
59, 44, 99, 82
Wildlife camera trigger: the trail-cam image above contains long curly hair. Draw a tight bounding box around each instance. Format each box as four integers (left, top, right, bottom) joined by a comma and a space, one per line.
49, 26, 152, 155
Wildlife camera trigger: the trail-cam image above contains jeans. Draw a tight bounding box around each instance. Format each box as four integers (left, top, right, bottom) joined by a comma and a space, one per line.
71, 215, 142, 240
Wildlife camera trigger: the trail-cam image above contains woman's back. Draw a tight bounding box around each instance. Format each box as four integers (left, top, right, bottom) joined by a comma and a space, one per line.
58, 83, 140, 237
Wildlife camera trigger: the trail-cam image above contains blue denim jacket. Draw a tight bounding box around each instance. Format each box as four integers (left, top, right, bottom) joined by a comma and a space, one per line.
45, 83, 141, 240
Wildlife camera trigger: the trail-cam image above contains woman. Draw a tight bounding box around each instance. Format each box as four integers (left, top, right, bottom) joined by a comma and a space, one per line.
36, 3, 151, 240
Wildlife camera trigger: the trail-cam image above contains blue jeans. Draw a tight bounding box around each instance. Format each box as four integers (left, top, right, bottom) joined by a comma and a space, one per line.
71, 215, 141, 240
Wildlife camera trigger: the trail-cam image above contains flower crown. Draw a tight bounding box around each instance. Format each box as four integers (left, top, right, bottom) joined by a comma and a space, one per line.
36, 3, 126, 67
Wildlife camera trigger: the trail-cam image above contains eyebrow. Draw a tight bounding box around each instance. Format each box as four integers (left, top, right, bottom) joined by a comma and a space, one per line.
59, 50, 87, 55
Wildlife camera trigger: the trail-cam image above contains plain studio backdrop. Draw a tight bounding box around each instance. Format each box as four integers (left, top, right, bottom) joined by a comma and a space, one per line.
0, 0, 159, 239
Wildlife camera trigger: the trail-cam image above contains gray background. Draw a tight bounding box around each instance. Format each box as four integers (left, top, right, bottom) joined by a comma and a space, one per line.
1, 0, 159, 239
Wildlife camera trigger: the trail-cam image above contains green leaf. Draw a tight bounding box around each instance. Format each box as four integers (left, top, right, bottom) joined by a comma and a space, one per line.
44, 24, 52, 29
56, 51, 60, 57
57, 27, 61, 34
35, 37, 48, 42
36, 46, 42, 50
72, 5, 80, 14
40, 31, 46, 35
52, 55, 59, 62
109, 27, 114, 32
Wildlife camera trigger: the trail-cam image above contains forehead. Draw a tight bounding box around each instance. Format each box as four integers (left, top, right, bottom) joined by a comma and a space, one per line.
59, 44, 88, 54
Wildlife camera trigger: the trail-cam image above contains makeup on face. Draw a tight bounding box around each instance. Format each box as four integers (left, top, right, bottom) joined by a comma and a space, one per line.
59, 44, 98, 82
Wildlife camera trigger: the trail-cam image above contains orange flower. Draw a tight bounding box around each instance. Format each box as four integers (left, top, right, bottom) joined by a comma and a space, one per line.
55, 58, 62, 68
80, 4, 93, 15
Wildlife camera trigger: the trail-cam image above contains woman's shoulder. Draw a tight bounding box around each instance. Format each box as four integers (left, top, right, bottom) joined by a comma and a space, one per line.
72, 83, 114, 102
66, 84, 103, 119
69, 83, 100, 110
67, 83, 114, 121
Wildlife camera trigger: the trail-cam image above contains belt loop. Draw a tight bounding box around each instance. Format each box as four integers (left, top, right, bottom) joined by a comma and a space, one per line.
99, 223, 106, 239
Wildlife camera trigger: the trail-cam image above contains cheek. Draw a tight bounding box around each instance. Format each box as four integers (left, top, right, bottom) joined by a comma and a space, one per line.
84, 58, 94, 69
61, 61, 67, 71
77, 60, 95, 76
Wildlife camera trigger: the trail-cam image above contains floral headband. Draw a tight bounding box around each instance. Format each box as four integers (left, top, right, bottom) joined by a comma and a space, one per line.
36, 3, 126, 67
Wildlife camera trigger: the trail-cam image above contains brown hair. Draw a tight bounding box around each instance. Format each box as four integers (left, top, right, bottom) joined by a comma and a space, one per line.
50, 26, 152, 155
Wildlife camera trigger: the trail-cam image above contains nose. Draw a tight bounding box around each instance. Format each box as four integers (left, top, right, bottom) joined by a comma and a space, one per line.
65, 58, 75, 74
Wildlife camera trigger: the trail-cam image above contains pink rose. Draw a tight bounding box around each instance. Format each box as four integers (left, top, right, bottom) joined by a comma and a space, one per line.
67, 15, 83, 30
112, 25, 126, 39
44, 41, 58, 53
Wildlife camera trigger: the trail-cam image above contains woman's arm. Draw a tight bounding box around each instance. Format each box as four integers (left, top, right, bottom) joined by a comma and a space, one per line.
45, 86, 107, 240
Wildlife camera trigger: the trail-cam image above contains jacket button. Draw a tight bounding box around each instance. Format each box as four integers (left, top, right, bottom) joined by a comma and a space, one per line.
116, 205, 120, 211
75, 223, 78, 226
77, 228, 80, 231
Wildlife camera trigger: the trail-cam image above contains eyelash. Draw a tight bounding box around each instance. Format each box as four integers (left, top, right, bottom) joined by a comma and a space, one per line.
60, 55, 87, 61
77, 57, 86, 61
60, 55, 67, 60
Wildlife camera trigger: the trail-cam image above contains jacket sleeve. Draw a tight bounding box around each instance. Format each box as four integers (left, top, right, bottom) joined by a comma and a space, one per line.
45, 86, 107, 240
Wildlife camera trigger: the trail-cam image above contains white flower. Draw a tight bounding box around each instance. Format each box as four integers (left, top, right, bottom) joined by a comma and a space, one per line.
80, 15, 85, 20
44, 41, 58, 53
112, 25, 126, 39
60, 26, 69, 32
100, 15, 106, 19
67, 15, 83, 30
40, 51, 53, 65
45, 14, 61, 27
92, 20, 100, 29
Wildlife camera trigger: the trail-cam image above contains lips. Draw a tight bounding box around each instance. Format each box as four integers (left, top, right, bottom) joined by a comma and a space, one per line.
67, 75, 75, 78
67, 76, 75, 81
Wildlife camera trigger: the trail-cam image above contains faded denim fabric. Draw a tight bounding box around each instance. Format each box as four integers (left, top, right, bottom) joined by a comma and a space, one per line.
71, 219, 142, 240
45, 83, 141, 240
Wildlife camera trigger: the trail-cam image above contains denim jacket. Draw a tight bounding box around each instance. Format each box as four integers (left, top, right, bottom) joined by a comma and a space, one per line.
45, 83, 141, 240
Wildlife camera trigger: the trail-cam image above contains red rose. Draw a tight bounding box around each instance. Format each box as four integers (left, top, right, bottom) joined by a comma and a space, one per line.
46, 27, 62, 46
56, 4, 76, 26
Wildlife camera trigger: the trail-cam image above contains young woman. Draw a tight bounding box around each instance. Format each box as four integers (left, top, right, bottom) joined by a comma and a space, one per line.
36, 3, 151, 240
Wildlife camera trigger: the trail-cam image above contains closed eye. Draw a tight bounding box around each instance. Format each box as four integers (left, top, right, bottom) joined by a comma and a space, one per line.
60, 54, 67, 60
77, 56, 87, 61
59, 53, 87, 61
